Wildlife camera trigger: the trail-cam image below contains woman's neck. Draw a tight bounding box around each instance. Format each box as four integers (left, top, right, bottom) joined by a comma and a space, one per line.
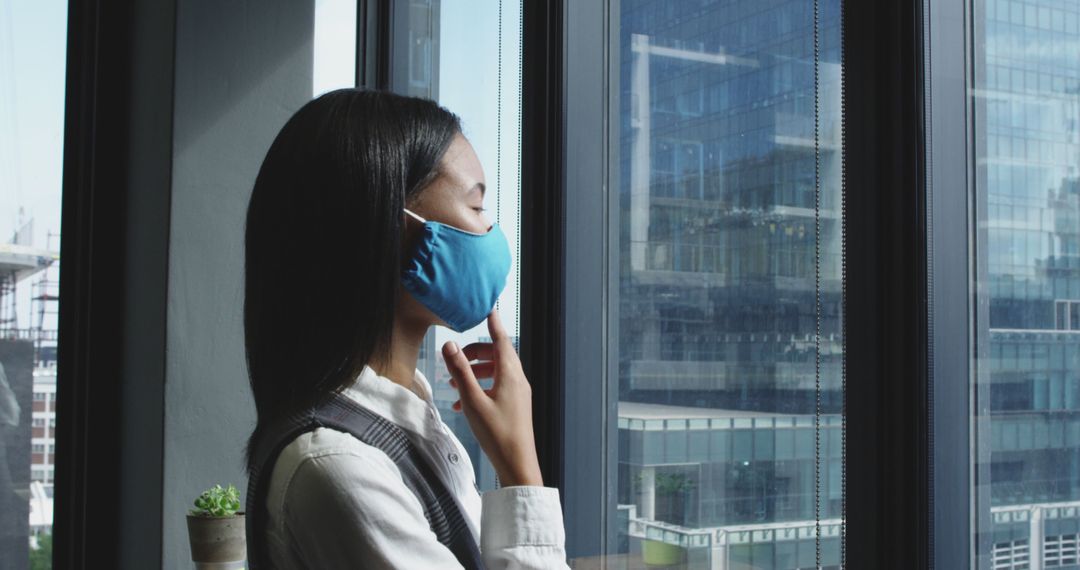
371, 313, 430, 399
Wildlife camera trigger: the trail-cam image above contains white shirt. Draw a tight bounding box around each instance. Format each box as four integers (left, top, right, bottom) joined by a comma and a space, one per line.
264, 364, 570, 569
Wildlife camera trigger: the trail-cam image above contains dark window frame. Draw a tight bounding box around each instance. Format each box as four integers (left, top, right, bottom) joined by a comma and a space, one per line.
552, 0, 619, 559
55, 0, 175, 568
925, 0, 974, 567
519, 0, 566, 499
843, 0, 935, 567
357, 0, 393, 89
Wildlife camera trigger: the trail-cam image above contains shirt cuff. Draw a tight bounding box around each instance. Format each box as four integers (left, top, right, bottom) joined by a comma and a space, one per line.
480, 485, 566, 551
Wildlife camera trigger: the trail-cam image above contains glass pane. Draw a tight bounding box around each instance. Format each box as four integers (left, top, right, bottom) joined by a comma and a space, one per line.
393, 0, 523, 492
313, 0, 358, 96
611, 1, 844, 568
972, 1, 1080, 568
0, 0, 66, 567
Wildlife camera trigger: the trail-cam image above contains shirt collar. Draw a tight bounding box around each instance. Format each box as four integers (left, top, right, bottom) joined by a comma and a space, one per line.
340, 364, 437, 436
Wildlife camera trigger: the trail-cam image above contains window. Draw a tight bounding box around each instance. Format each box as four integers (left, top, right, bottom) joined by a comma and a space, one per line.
603, 0, 845, 567
313, 0, 357, 96
972, 0, 1080, 567
393, 0, 523, 492
0, 0, 65, 562
1053, 299, 1080, 330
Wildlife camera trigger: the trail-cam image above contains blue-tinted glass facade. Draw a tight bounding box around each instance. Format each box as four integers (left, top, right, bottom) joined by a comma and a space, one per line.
615, 1, 843, 567
976, 1, 1080, 568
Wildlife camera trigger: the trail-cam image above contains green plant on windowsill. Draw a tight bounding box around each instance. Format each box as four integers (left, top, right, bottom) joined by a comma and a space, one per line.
186, 484, 246, 569
189, 484, 241, 518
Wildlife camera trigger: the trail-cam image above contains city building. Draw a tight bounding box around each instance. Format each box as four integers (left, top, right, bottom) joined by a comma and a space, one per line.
0, 241, 58, 569
977, 0, 1080, 565
30, 365, 56, 487
615, 1, 843, 567
614, 0, 1080, 568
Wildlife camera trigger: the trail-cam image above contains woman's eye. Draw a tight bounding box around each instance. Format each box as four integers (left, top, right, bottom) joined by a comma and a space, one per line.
473, 207, 486, 213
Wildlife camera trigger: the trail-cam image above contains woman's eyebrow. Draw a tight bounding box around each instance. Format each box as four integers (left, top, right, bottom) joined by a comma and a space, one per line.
470, 182, 486, 197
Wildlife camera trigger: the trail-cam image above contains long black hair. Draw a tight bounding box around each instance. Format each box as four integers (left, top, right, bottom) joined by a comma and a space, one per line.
243, 88, 461, 471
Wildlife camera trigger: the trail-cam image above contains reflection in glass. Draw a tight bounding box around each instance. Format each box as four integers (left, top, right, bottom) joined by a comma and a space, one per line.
973, 1, 1080, 568
615, 1, 843, 568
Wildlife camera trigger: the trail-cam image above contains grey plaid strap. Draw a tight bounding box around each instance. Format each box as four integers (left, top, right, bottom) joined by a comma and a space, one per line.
246, 393, 484, 569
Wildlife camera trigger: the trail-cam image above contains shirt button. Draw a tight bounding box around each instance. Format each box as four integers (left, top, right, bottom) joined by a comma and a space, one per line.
448, 452, 460, 464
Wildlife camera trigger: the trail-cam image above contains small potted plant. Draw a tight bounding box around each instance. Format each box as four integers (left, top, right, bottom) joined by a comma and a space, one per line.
186, 484, 246, 569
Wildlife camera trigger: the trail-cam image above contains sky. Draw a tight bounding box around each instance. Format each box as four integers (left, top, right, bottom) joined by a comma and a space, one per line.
0, 0, 67, 331
0, 0, 65, 247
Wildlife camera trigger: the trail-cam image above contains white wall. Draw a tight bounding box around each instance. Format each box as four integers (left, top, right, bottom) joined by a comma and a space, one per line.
165, 1, 313, 567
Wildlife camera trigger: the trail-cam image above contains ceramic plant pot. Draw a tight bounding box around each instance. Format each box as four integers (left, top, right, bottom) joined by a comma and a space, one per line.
186, 513, 246, 569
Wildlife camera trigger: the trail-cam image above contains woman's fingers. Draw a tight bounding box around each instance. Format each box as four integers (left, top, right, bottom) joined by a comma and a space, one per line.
442, 314, 542, 486
448, 361, 495, 386
470, 361, 496, 379
486, 310, 524, 380
450, 363, 495, 389
451, 389, 496, 411
442, 341, 490, 411
462, 342, 494, 362
487, 309, 511, 347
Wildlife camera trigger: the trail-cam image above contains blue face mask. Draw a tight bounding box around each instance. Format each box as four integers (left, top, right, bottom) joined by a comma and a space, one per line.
401, 208, 512, 332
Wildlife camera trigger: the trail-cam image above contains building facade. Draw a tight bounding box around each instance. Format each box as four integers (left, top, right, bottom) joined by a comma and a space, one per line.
615, 1, 842, 568
977, 1, 1080, 568
615, 0, 1080, 568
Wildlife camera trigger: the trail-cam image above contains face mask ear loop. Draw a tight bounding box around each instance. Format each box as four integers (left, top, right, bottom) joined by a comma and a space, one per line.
403, 208, 428, 224
403, 207, 492, 236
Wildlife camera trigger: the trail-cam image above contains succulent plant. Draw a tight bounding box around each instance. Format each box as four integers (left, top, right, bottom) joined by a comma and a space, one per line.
189, 484, 242, 517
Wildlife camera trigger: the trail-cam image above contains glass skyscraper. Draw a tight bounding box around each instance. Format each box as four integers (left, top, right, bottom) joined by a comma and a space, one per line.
614, 0, 1080, 569
975, 1, 1080, 568
615, 1, 843, 568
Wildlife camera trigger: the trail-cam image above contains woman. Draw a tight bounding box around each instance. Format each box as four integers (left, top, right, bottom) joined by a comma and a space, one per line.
243, 88, 569, 569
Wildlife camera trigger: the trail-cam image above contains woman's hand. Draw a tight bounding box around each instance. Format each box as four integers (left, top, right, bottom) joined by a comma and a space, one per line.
441, 310, 543, 488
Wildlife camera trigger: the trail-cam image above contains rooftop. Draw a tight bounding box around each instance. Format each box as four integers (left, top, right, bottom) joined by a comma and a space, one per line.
0, 243, 57, 283
618, 401, 814, 421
